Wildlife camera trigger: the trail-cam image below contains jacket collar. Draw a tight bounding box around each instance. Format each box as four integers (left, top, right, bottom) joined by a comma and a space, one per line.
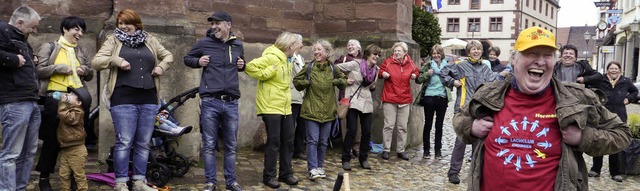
474, 76, 580, 111
206, 29, 237, 43
8, 24, 26, 41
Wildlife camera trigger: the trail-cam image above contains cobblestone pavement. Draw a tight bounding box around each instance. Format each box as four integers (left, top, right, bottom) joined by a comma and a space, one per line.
26, 103, 640, 190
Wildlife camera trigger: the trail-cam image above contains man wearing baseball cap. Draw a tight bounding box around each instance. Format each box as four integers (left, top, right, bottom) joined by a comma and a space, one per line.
452, 27, 630, 190
183, 10, 244, 191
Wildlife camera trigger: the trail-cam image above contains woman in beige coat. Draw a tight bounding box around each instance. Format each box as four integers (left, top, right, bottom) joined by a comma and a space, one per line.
335, 44, 381, 170
91, 9, 172, 191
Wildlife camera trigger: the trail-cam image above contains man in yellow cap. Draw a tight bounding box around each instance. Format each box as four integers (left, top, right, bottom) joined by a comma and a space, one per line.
452, 26, 631, 190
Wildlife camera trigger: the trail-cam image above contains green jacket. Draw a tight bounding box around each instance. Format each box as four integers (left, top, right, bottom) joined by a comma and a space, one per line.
293, 60, 347, 123
244, 45, 292, 115
453, 76, 631, 191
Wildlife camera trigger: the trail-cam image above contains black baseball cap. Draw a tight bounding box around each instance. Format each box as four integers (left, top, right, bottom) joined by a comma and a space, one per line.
207, 11, 232, 22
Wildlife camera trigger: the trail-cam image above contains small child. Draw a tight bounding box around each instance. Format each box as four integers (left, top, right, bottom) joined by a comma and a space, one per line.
51, 91, 88, 191
155, 110, 192, 136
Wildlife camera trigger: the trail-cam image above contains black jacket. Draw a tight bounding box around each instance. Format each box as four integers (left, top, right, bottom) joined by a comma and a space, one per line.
597, 75, 638, 122
0, 21, 39, 104
183, 30, 244, 98
553, 60, 602, 88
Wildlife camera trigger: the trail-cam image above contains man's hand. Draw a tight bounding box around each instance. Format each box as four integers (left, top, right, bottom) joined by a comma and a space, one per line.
120, 60, 131, 71
382, 71, 390, 79
17, 54, 25, 67
151, 66, 164, 77
411, 74, 417, 80
561, 124, 582, 146
199, 55, 210, 67
471, 116, 494, 138
624, 98, 629, 105
576, 77, 585, 83
76, 67, 85, 76
454, 80, 462, 87
236, 57, 245, 69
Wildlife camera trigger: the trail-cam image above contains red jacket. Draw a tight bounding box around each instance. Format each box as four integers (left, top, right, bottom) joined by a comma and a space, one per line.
378, 54, 419, 104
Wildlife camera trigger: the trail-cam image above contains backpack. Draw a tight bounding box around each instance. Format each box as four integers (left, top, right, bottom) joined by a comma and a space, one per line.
305, 61, 341, 141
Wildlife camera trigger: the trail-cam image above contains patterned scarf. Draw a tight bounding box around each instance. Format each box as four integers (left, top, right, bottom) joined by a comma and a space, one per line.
114, 28, 147, 48
360, 59, 377, 87
608, 73, 620, 88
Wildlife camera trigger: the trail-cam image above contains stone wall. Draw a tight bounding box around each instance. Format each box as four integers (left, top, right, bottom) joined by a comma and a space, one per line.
2, 0, 424, 162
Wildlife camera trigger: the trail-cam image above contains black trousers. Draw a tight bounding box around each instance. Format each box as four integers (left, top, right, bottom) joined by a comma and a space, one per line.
35, 96, 61, 174
591, 153, 621, 176
421, 96, 448, 154
342, 109, 372, 162
291, 104, 306, 155
262, 114, 295, 180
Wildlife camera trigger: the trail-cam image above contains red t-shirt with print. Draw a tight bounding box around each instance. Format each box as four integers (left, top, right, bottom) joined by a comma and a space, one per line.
481, 87, 562, 191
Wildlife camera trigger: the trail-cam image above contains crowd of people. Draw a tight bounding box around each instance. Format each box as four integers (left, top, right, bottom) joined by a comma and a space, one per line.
0, 5, 635, 191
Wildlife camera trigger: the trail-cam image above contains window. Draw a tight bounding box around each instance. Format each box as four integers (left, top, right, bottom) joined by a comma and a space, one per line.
533, 0, 536, 10
539, 0, 542, 13
551, 7, 554, 19
490, 0, 503, 3
468, 18, 480, 32
470, 0, 480, 9
490, 17, 502, 31
448, 0, 460, 5
532, 21, 536, 27
526, 0, 529, 7
525, 19, 529, 28
447, 18, 460, 32
550, 29, 553, 33
545, 4, 548, 16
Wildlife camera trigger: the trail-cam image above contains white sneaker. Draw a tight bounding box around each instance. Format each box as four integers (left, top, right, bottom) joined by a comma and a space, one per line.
114, 182, 129, 191
132, 180, 156, 191
170, 125, 193, 135
318, 168, 327, 178
309, 169, 321, 180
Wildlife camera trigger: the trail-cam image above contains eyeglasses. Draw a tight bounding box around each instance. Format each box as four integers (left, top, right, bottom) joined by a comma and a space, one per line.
374, 53, 381, 57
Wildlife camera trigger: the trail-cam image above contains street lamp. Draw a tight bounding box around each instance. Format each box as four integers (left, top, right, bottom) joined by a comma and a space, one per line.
471, 23, 477, 39
583, 31, 592, 60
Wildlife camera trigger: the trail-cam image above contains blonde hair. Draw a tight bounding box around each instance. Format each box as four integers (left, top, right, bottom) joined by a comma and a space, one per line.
314, 39, 334, 58
466, 40, 483, 53
274, 32, 302, 52
8, 6, 40, 25
431, 45, 445, 61
392, 42, 409, 53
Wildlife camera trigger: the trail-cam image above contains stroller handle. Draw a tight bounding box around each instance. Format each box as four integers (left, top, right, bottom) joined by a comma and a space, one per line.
159, 87, 199, 114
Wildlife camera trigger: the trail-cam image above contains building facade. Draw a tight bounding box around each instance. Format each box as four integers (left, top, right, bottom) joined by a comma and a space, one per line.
435, 0, 559, 62
607, 0, 640, 81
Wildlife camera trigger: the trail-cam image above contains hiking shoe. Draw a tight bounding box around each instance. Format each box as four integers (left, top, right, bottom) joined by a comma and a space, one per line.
360, 160, 371, 169
588, 171, 600, 177
397, 152, 410, 160
263, 178, 280, 188
203, 183, 216, 191
39, 178, 53, 191
612, 175, 623, 182
423, 152, 431, 159
309, 169, 322, 180
132, 180, 156, 191
226, 181, 243, 191
381, 151, 390, 160
449, 174, 460, 184
114, 182, 129, 191
435, 150, 442, 159
278, 176, 299, 185
342, 161, 352, 171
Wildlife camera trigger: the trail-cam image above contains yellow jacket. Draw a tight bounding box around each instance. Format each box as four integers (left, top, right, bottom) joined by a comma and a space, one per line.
245, 45, 292, 115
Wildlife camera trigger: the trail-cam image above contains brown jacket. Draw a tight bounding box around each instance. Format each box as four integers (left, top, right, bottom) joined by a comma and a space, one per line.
453, 76, 631, 191
35, 41, 94, 97
57, 100, 86, 148
91, 34, 173, 108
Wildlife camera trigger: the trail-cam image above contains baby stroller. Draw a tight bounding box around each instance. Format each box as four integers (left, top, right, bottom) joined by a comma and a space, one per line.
106, 87, 199, 186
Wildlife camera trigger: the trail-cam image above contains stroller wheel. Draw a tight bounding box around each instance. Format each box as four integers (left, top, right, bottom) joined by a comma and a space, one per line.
169, 154, 190, 177
146, 163, 170, 187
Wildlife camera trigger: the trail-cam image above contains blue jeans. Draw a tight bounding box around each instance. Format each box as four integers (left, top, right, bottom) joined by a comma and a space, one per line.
0, 101, 40, 190
200, 97, 238, 186
110, 104, 158, 183
305, 120, 332, 170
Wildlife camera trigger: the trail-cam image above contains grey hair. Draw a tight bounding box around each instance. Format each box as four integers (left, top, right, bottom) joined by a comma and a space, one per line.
8, 6, 41, 25
314, 39, 334, 59
348, 39, 361, 50
392, 42, 409, 53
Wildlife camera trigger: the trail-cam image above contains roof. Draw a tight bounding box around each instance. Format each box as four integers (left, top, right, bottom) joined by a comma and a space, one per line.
556, 27, 570, 47
565, 26, 598, 59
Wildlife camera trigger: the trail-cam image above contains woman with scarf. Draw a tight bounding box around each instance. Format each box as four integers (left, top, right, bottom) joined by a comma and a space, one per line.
334, 39, 363, 157
92, 9, 173, 191
415, 45, 450, 160
35, 16, 94, 191
588, 61, 638, 182
293, 40, 347, 180
378, 42, 419, 161
335, 44, 381, 170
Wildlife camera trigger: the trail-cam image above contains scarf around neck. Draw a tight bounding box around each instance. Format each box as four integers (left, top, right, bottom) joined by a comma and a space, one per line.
56, 36, 83, 88
360, 59, 377, 86
114, 28, 147, 48
608, 73, 621, 88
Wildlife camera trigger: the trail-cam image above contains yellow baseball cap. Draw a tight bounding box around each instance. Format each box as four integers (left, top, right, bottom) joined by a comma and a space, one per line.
514, 27, 557, 51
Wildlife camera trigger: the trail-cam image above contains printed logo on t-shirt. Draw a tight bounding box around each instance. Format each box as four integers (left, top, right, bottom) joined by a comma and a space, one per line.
492, 116, 557, 171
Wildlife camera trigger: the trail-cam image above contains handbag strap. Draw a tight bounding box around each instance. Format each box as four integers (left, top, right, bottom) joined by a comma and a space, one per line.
347, 85, 363, 104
